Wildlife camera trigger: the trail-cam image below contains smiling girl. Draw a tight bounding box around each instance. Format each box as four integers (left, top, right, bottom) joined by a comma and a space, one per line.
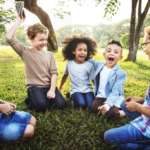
59, 36, 97, 111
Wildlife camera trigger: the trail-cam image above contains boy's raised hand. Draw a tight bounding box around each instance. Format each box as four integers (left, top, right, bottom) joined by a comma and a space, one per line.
16, 13, 25, 24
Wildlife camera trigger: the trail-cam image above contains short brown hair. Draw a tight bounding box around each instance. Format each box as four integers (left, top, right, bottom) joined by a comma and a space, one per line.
27, 23, 48, 40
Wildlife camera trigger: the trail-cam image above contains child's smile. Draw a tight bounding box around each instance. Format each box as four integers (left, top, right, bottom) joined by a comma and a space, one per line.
31, 33, 48, 51
74, 43, 88, 63
104, 44, 122, 68
108, 56, 115, 62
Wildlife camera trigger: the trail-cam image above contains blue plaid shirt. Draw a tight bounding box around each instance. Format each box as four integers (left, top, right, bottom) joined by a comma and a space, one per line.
131, 86, 150, 138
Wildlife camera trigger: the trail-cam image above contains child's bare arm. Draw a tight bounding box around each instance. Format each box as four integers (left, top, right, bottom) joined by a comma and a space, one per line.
6, 17, 22, 41
59, 74, 68, 90
47, 74, 57, 99
6, 16, 26, 56
125, 100, 150, 117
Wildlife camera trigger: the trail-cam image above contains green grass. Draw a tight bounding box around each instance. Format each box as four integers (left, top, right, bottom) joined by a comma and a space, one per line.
0, 46, 150, 150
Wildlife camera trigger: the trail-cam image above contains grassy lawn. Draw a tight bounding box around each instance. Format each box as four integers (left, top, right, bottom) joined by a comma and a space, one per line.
0, 46, 150, 150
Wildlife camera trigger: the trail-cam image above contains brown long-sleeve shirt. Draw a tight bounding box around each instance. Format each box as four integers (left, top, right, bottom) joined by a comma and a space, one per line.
6, 38, 57, 86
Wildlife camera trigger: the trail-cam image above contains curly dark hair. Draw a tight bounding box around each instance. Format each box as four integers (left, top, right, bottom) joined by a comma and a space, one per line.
62, 36, 97, 60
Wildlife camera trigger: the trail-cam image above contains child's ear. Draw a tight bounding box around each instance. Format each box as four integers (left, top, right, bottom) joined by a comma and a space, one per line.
73, 51, 75, 55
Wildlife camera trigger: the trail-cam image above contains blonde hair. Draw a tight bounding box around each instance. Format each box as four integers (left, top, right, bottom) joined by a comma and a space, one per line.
27, 23, 48, 40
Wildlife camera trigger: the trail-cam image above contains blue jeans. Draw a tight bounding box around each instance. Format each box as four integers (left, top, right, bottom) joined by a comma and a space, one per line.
0, 111, 31, 141
71, 92, 94, 111
104, 102, 150, 149
104, 124, 150, 150
26, 86, 66, 112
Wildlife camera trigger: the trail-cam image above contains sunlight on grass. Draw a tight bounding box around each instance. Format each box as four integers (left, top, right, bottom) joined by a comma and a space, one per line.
0, 46, 150, 150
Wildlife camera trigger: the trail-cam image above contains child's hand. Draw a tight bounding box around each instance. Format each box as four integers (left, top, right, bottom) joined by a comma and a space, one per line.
98, 104, 110, 115
125, 100, 140, 112
47, 90, 55, 100
0, 103, 16, 116
16, 14, 25, 23
5, 102, 16, 111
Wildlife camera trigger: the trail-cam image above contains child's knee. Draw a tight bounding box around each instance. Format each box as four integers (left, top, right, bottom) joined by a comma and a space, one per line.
2, 124, 21, 141
24, 124, 35, 138
78, 101, 86, 108
29, 116, 36, 127
104, 129, 119, 144
104, 130, 112, 143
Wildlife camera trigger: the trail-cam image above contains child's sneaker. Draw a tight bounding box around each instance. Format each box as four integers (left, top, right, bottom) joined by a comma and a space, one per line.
105, 106, 120, 119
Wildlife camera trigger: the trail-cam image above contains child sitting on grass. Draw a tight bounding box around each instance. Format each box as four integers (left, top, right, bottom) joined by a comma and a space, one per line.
59, 36, 97, 111
104, 27, 150, 150
6, 16, 66, 112
92, 40, 126, 118
0, 99, 36, 141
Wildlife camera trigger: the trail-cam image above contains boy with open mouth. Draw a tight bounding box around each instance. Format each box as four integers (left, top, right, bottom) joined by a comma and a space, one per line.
92, 40, 126, 118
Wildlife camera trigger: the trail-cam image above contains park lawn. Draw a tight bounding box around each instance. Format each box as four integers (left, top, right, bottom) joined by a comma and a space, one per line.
0, 46, 150, 150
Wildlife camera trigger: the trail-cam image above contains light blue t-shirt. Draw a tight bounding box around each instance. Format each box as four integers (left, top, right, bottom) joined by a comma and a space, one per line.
131, 86, 150, 138
64, 60, 96, 95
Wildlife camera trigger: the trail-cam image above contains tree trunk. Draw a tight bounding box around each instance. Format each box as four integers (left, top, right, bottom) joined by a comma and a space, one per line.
126, 0, 138, 61
127, 0, 150, 62
16, 0, 58, 51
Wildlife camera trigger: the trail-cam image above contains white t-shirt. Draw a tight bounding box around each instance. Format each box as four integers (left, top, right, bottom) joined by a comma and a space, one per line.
96, 66, 112, 98
64, 60, 95, 95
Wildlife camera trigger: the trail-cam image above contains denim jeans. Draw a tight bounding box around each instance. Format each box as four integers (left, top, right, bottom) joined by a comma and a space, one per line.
26, 86, 66, 112
71, 92, 94, 111
104, 124, 150, 150
0, 111, 31, 141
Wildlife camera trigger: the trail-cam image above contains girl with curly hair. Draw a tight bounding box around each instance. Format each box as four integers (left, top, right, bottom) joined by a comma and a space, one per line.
59, 36, 97, 111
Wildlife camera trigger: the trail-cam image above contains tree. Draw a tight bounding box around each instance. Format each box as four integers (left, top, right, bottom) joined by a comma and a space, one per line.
104, 0, 150, 62
13, 0, 150, 58
127, 0, 150, 62
0, 0, 14, 36
15, 0, 58, 51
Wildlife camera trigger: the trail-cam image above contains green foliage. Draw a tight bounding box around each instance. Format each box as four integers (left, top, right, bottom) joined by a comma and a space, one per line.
0, 46, 150, 150
56, 19, 130, 48
120, 33, 129, 49
104, 0, 120, 17
0, 0, 15, 42
0, 0, 15, 24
